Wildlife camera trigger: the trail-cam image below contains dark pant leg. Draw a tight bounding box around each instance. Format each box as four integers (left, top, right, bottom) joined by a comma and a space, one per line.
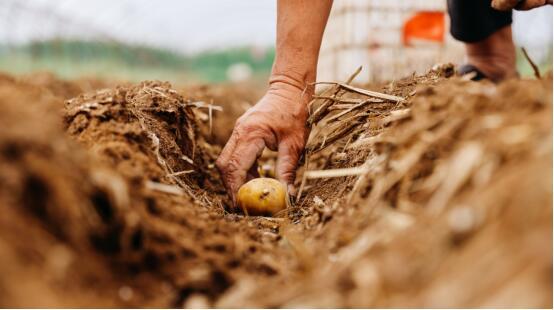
447, 0, 513, 42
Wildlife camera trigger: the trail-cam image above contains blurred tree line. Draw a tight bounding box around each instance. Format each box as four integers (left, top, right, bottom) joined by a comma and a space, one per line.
0, 39, 275, 82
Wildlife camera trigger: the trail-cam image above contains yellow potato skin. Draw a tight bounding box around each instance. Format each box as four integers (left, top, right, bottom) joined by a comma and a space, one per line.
237, 178, 286, 216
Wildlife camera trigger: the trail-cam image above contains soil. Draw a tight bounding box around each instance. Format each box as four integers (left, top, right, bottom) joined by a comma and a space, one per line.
0, 67, 551, 308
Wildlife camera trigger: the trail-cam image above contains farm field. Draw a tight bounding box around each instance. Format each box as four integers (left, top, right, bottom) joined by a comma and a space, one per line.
0, 67, 551, 308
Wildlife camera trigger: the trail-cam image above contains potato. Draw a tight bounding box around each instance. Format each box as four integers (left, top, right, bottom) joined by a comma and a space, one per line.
237, 178, 287, 216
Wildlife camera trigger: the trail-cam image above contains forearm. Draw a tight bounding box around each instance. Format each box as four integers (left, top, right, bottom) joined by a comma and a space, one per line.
269, 0, 333, 94
217, 0, 331, 198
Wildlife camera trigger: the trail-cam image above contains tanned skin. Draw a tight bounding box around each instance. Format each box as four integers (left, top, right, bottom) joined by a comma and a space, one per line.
216, 0, 333, 206
216, 0, 550, 206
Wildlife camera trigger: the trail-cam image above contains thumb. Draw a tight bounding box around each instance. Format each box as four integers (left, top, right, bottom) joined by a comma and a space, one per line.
276, 140, 302, 192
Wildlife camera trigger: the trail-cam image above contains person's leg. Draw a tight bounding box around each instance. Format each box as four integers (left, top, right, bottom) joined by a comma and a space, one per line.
464, 25, 517, 81
447, 0, 517, 81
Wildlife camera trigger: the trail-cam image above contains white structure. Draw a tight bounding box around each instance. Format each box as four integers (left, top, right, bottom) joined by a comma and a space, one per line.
318, 0, 465, 83
513, 6, 553, 65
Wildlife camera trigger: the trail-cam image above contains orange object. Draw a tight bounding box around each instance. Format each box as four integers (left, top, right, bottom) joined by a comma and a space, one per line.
403, 11, 445, 46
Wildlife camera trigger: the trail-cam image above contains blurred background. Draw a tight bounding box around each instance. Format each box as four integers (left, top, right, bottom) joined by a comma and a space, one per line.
0, 0, 551, 84
319, 0, 553, 82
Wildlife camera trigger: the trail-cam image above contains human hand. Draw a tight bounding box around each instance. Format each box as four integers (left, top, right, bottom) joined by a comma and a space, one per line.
216, 82, 310, 206
517, 0, 552, 10
492, 0, 552, 11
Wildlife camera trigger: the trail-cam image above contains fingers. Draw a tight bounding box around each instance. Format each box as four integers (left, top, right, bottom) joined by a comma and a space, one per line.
217, 127, 240, 168
275, 139, 303, 191
216, 130, 265, 205
517, 0, 552, 9
246, 164, 260, 182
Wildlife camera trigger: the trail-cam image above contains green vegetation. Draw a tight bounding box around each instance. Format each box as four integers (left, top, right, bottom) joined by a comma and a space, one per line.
515, 46, 553, 78
0, 39, 275, 83
1, 39, 549, 83
189, 48, 274, 82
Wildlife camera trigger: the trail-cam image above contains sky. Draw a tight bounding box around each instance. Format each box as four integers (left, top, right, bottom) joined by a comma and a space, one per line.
0, 0, 277, 53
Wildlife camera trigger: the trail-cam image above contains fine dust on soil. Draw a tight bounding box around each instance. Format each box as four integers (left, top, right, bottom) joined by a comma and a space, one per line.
0, 67, 551, 308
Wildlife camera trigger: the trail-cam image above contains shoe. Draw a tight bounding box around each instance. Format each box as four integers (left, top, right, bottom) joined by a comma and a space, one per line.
458, 64, 489, 81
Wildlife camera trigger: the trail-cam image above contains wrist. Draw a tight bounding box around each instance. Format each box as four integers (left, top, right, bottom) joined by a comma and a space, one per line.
267, 78, 313, 107
268, 71, 315, 103
269, 70, 315, 87
269, 56, 317, 89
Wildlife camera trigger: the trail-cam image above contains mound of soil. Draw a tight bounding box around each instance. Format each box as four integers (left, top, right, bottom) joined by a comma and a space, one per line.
231, 68, 552, 308
0, 69, 551, 308
180, 83, 264, 145
0, 73, 125, 307
0, 76, 289, 308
